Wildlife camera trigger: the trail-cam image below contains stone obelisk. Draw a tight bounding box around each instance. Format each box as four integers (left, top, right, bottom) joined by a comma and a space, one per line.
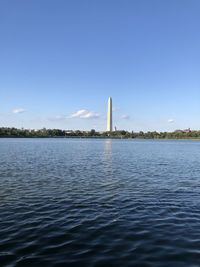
107, 97, 112, 132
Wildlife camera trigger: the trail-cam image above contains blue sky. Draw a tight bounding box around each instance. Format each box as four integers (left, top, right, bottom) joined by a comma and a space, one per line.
0, 0, 200, 131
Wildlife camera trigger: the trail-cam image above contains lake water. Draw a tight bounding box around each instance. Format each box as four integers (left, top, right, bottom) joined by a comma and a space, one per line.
1, 138, 200, 267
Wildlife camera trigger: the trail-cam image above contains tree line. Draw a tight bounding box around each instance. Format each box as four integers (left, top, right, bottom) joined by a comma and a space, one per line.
0, 127, 200, 139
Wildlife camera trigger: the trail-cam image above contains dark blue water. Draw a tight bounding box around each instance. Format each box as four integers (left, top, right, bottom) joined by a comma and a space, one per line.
1, 138, 200, 267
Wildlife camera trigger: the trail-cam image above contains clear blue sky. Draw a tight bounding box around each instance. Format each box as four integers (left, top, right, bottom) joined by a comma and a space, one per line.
0, 0, 200, 131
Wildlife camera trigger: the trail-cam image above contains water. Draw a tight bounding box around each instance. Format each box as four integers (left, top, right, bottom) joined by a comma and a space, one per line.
1, 138, 200, 267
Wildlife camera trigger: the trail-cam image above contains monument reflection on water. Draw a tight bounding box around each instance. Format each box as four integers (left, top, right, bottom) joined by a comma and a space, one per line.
104, 139, 113, 170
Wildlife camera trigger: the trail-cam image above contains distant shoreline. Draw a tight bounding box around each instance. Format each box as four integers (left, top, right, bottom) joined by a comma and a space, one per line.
0, 136, 200, 140
1, 127, 200, 139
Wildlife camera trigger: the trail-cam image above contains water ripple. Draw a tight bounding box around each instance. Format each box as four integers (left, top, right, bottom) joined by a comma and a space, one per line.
1, 139, 200, 266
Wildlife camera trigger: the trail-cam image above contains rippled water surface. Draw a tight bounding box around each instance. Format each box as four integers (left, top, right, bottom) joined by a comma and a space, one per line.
1, 138, 200, 267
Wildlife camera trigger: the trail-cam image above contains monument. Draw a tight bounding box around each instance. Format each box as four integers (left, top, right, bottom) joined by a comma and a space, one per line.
107, 97, 112, 132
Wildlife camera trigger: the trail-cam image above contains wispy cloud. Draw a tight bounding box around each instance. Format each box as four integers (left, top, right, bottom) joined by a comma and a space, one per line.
121, 114, 130, 120
113, 107, 120, 112
48, 115, 67, 122
168, 119, 174, 123
70, 109, 100, 119
12, 108, 26, 114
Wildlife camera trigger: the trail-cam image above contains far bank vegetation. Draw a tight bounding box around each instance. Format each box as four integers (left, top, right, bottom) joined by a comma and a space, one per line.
0, 127, 200, 139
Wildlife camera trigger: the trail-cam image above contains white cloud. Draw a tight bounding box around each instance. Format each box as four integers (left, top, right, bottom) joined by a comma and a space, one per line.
168, 119, 174, 123
12, 108, 26, 114
70, 109, 100, 119
121, 114, 130, 120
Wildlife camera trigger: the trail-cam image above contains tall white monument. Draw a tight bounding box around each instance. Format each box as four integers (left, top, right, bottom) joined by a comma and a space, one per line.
107, 97, 112, 132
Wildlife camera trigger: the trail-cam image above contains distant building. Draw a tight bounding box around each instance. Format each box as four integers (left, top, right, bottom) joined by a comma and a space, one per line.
174, 128, 191, 133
